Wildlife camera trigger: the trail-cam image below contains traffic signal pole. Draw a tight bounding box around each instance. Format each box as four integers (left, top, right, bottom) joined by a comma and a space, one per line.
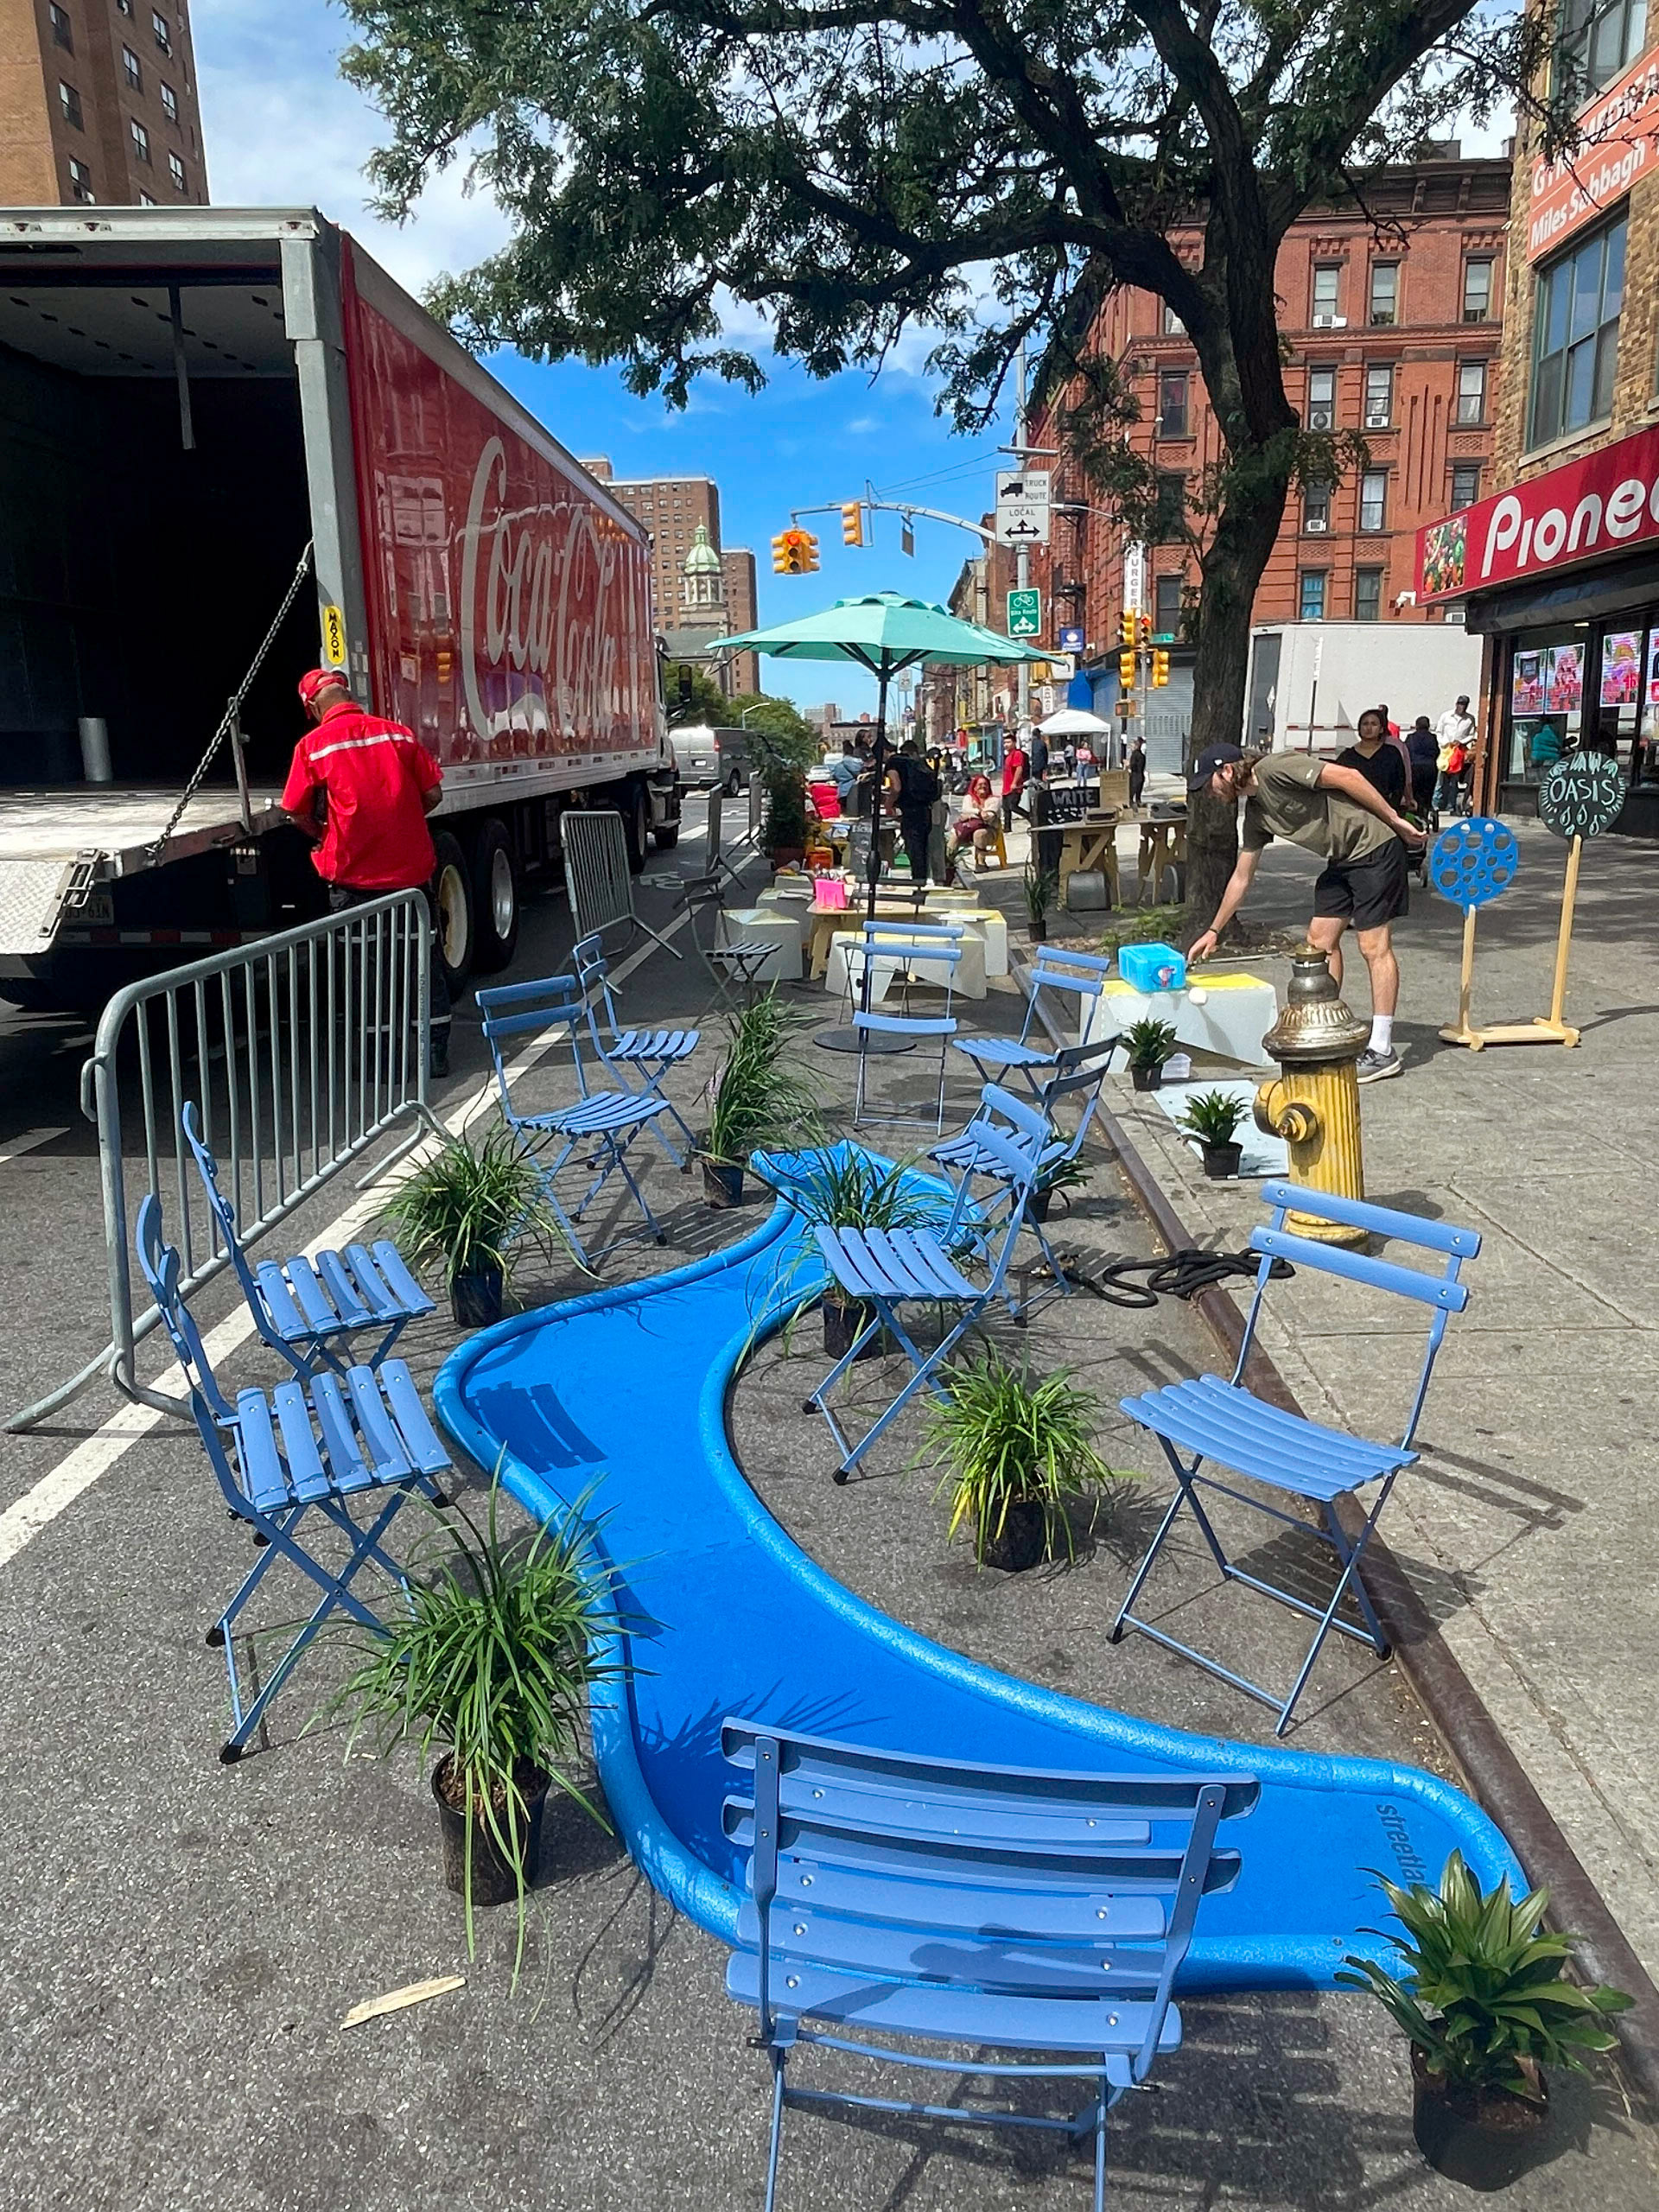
1014, 340, 1030, 739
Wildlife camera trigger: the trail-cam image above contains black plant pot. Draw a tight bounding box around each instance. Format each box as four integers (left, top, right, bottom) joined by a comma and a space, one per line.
822, 1292, 884, 1361
702, 1159, 745, 1209
1129, 1063, 1164, 1092
1201, 1141, 1243, 1180
1027, 918, 1048, 944
1410, 2050, 1550, 2191
1026, 1185, 1055, 1224
981, 1499, 1050, 1573
449, 1262, 504, 1329
433, 1756, 550, 1906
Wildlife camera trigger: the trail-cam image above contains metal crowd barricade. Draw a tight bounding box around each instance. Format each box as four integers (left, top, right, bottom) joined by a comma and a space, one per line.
561, 807, 679, 959
7, 892, 444, 1431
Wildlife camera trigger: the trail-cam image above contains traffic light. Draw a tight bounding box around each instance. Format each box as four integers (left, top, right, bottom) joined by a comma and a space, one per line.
1119, 609, 1136, 647
798, 530, 820, 573
841, 501, 864, 547
1151, 649, 1170, 688
771, 531, 792, 575
1118, 649, 1137, 690
772, 529, 822, 575
1137, 612, 1153, 646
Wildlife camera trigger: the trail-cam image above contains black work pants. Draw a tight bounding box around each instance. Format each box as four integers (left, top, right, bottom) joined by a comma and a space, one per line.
327, 880, 451, 1056
898, 806, 932, 885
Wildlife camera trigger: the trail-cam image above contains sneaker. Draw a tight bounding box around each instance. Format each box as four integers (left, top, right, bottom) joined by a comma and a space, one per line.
1356, 1046, 1402, 1084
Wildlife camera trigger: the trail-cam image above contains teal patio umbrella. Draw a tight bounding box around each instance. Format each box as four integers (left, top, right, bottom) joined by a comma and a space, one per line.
709, 592, 1046, 1049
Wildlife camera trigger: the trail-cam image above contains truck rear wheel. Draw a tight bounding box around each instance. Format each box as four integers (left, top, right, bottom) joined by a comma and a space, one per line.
470, 819, 519, 973
432, 830, 474, 989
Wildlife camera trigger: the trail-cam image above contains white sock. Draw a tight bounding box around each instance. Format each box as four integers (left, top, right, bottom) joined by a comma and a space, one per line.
1369, 1014, 1393, 1055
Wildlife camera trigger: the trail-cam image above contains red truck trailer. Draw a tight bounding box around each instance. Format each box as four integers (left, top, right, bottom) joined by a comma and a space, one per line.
0, 206, 679, 1007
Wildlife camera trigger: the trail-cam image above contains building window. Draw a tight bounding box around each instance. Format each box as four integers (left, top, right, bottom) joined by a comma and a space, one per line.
1355, 568, 1384, 622
1153, 472, 1185, 537
160, 80, 177, 122
1369, 263, 1399, 326
48, 3, 72, 50
116, 0, 130, 10
1157, 371, 1190, 437
151, 7, 170, 52
1306, 365, 1337, 429
67, 157, 93, 203
122, 43, 141, 87
1455, 359, 1490, 427
1451, 461, 1482, 507
1300, 570, 1328, 621
1312, 264, 1341, 321
1162, 302, 1185, 334
1529, 213, 1624, 446
168, 151, 186, 191
58, 79, 82, 128
138, 189, 156, 204
130, 118, 150, 163
1558, 0, 1648, 102
1303, 481, 1332, 533
1363, 364, 1393, 429
1154, 571, 1183, 635
1463, 257, 1495, 321
1359, 469, 1389, 531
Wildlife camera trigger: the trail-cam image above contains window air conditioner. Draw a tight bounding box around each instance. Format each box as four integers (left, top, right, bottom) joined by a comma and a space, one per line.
1307, 405, 1335, 430
1363, 404, 1390, 429
1312, 314, 1347, 329
1305, 515, 1329, 532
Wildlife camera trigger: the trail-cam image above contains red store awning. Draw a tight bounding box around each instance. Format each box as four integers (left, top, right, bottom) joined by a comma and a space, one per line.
1415, 422, 1659, 605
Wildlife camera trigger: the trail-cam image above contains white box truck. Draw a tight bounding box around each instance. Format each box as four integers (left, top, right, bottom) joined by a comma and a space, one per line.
1244, 621, 1484, 752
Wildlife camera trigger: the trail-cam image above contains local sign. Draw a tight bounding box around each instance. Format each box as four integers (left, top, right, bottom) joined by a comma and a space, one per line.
1527, 54, 1659, 262
995, 471, 1052, 545
1417, 421, 1659, 602
1007, 588, 1043, 637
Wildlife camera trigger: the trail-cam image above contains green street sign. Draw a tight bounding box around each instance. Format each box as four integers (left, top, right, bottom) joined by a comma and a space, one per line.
1007, 588, 1042, 639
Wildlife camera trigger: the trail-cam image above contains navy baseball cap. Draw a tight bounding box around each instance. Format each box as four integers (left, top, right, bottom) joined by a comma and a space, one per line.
1187, 741, 1243, 791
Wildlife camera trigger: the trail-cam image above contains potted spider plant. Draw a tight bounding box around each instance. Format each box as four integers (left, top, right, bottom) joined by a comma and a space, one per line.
923, 1351, 1121, 1572
321, 1478, 626, 1982
762, 762, 810, 868
1027, 1154, 1089, 1226
702, 991, 820, 1207
1123, 1015, 1178, 1092
1022, 862, 1059, 945
1177, 1088, 1248, 1179
1339, 1853, 1630, 2190
766, 1147, 938, 1356
382, 1125, 575, 1326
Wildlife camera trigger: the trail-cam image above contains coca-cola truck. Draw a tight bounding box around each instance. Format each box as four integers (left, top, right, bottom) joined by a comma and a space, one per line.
0, 205, 680, 1008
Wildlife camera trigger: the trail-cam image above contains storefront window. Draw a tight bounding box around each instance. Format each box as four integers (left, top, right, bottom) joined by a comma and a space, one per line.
1506, 625, 1588, 784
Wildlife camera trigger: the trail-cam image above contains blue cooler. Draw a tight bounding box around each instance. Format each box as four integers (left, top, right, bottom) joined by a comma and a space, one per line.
1117, 941, 1187, 994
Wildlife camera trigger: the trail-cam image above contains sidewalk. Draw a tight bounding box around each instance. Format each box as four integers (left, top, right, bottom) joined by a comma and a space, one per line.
1103, 821, 1659, 1979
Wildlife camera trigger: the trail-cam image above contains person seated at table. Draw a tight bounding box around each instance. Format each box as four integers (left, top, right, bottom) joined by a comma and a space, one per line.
949, 772, 1001, 868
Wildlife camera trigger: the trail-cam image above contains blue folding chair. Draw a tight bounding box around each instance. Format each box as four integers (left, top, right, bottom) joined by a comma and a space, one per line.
722, 1719, 1256, 2212
1111, 1182, 1480, 1733
848, 925, 963, 1133
181, 1103, 434, 1382
571, 931, 701, 1166
475, 973, 671, 1267
135, 1194, 452, 1763
954, 947, 1115, 1097
932, 1040, 1116, 1283
805, 1103, 1045, 1480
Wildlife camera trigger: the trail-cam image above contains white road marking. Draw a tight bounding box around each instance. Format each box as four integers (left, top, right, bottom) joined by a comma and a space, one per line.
0, 906, 691, 1571
0, 1126, 69, 1165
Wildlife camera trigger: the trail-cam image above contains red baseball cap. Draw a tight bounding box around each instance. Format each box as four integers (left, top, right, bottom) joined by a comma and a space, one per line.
297, 668, 350, 707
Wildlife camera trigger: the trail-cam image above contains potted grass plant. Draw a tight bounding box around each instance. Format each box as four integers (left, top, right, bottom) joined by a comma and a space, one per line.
923, 1351, 1122, 1572
1123, 1015, 1179, 1092
1022, 862, 1059, 945
702, 991, 820, 1207
1177, 1089, 1248, 1179
767, 1147, 938, 1356
762, 762, 810, 868
1027, 1155, 1090, 1226
322, 1478, 625, 1980
1339, 1853, 1630, 2190
382, 1125, 575, 1326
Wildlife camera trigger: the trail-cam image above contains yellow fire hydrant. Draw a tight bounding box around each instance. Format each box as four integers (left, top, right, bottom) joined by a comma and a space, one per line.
1254, 946, 1370, 1248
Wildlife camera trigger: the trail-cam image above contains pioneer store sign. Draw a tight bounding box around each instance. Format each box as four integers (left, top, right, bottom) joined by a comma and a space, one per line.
1416, 423, 1659, 601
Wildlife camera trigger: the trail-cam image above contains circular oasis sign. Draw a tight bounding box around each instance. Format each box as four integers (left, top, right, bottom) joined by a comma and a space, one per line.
1537, 751, 1625, 840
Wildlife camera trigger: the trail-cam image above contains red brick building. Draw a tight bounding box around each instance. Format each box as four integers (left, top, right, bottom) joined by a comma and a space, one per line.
0, 0, 208, 208
1026, 148, 1510, 723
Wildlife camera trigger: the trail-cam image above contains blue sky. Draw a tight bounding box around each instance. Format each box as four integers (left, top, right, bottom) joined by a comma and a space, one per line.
193, 0, 1013, 713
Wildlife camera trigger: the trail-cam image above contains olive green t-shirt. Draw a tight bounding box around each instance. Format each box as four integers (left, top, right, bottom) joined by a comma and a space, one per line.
1241, 752, 1397, 865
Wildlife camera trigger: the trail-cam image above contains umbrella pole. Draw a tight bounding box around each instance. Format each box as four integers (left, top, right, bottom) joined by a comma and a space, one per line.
813, 659, 912, 1057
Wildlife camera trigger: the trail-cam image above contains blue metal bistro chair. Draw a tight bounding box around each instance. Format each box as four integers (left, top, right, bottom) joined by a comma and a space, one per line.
722, 1719, 1256, 2212
181, 1103, 434, 1382
806, 1101, 1045, 1480
476, 973, 671, 1267
1111, 1182, 1480, 1734
135, 1194, 452, 1763
932, 1042, 1115, 1285
571, 931, 701, 1167
954, 946, 1114, 1097
848, 925, 964, 1134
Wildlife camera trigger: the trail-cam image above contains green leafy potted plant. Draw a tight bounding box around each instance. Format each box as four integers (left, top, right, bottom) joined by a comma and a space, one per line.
1022, 861, 1059, 945
322, 1478, 625, 1980
923, 1352, 1123, 1572
762, 762, 810, 868
1122, 1015, 1178, 1092
763, 1147, 937, 1356
1177, 1088, 1248, 1179
702, 991, 820, 1207
1027, 1154, 1089, 1226
383, 1125, 575, 1326
1339, 1853, 1630, 2190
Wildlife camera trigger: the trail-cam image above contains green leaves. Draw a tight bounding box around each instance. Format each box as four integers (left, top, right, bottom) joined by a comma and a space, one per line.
383, 1125, 578, 1283
1176, 1087, 1247, 1145
1338, 1852, 1633, 2100
1123, 1016, 1179, 1071
705, 989, 822, 1166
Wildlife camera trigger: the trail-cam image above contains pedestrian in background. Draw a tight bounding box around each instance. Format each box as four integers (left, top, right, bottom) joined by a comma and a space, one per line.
282, 669, 450, 1076
1001, 736, 1031, 829
1338, 707, 1406, 810
1029, 726, 1050, 783
1435, 695, 1477, 815
888, 739, 941, 884
1128, 735, 1147, 808
1405, 715, 1440, 821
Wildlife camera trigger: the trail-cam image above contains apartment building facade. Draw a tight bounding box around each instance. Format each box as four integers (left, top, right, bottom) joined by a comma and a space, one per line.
585, 460, 760, 691
1414, 0, 1659, 833
0, 0, 207, 208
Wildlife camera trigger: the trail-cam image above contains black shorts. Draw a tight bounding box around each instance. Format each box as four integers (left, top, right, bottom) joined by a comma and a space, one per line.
1312, 840, 1409, 931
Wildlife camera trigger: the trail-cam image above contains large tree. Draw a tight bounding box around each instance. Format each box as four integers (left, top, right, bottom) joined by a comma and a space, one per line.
344, 0, 1546, 922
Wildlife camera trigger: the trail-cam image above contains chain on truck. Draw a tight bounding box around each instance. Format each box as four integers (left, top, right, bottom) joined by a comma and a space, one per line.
0, 205, 682, 1013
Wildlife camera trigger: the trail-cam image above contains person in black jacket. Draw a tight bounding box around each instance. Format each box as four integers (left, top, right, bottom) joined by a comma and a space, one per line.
1337, 707, 1406, 810
887, 741, 942, 883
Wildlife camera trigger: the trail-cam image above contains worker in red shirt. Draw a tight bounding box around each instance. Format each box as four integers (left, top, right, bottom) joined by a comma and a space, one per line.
282, 670, 451, 1076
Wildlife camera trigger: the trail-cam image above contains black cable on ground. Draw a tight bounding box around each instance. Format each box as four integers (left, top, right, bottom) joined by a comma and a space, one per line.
1063, 1249, 1295, 1305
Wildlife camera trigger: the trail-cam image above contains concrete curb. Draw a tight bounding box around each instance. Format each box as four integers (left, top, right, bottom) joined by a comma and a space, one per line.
1095, 1090, 1659, 2114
